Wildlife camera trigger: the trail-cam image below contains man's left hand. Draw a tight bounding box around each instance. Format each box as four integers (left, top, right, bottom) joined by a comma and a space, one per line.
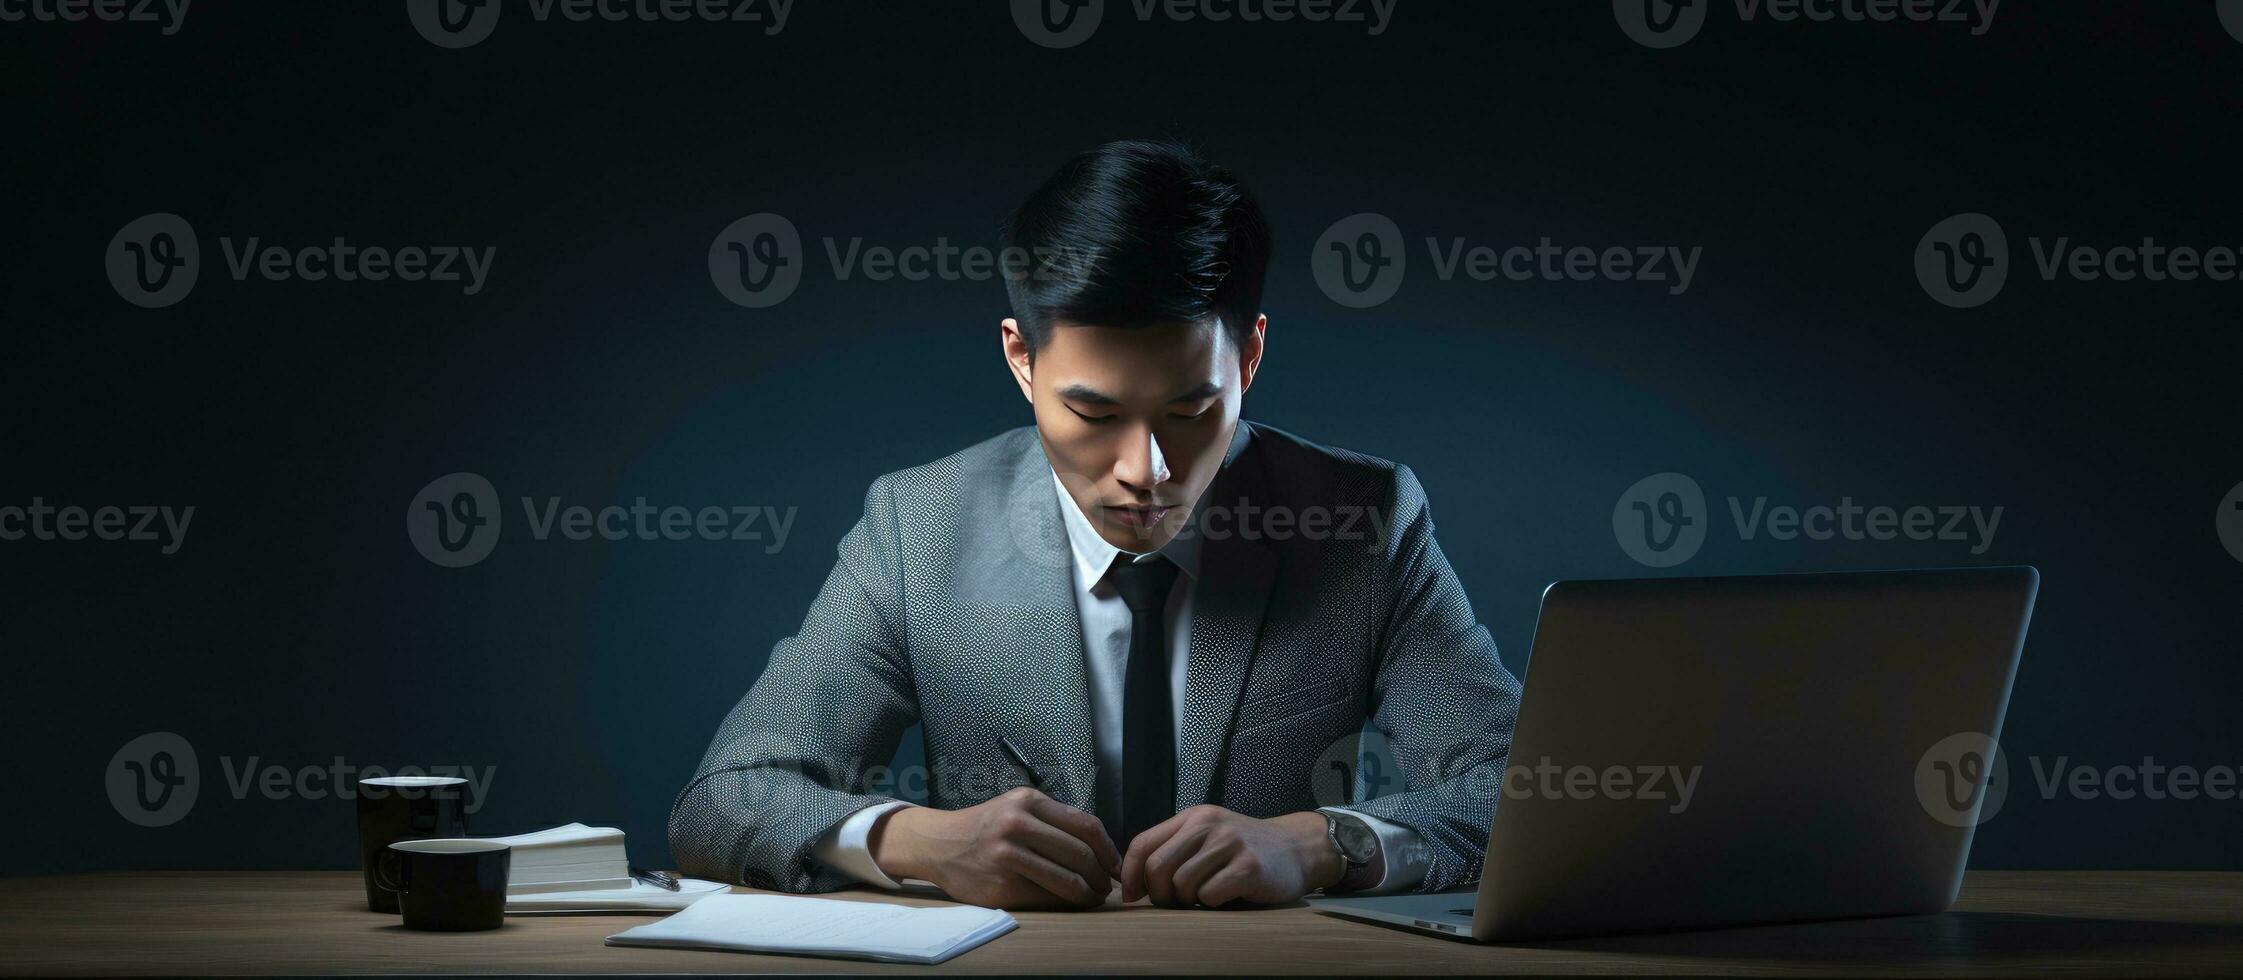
1118, 806, 1343, 907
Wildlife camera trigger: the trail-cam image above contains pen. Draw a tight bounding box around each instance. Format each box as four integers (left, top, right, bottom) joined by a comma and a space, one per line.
998, 735, 1044, 791
629, 866, 680, 891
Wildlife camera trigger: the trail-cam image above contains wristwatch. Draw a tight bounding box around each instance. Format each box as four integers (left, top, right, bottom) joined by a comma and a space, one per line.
1320, 810, 1380, 891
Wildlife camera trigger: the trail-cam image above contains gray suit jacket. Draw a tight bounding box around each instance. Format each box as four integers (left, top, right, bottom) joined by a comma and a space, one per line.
669, 422, 1520, 894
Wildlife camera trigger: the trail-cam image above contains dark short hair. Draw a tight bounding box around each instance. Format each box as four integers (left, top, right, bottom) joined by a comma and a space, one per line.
1001, 139, 1271, 353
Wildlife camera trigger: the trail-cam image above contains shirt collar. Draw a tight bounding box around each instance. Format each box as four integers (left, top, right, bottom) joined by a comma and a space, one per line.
1049, 469, 1203, 584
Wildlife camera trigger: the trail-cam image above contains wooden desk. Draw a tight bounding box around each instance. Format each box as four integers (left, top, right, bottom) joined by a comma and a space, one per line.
2, 871, 2239, 975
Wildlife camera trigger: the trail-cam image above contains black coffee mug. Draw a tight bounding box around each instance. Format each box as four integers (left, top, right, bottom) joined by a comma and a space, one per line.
377, 839, 511, 931
355, 776, 470, 913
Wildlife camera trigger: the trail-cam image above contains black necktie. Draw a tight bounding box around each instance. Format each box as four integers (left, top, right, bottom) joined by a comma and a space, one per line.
1107, 554, 1181, 850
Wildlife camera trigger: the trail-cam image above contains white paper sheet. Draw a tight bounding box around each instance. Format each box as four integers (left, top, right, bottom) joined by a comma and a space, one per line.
605, 893, 1017, 965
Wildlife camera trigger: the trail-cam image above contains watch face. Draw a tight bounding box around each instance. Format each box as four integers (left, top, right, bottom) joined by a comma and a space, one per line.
1331, 814, 1378, 865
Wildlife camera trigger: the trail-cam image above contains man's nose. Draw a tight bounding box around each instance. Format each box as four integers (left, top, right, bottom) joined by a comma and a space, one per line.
1113, 426, 1172, 491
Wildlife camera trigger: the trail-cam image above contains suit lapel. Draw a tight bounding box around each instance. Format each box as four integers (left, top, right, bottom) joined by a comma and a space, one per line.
968, 433, 1100, 811
1176, 424, 1278, 808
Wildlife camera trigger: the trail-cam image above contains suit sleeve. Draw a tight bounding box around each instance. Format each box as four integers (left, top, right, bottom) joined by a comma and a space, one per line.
667, 475, 920, 893
1337, 464, 1522, 893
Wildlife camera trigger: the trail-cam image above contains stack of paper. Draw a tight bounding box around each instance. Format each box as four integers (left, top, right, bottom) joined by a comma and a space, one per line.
486, 823, 630, 894
606, 894, 1017, 965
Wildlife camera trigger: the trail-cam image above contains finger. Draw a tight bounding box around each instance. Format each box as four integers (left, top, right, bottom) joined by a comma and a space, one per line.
997, 842, 1100, 908
1120, 814, 1190, 903
1168, 835, 1238, 907
1195, 864, 1258, 909
1144, 826, 1210, 908
1014, 816, 1112, 898
1027, 796, 1122, 875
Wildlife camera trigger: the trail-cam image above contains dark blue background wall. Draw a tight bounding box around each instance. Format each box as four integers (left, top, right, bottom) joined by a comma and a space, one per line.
4, 2, 2239, 875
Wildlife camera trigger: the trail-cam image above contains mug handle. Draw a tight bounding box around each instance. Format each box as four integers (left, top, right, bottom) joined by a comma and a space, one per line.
376, 849, 411, 895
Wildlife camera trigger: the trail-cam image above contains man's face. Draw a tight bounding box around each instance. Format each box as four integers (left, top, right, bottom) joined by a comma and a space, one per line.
1003, 316, 1266, 553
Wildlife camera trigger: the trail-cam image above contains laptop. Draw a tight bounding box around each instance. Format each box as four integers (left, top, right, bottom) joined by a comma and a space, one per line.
1310, 566, 2039, 942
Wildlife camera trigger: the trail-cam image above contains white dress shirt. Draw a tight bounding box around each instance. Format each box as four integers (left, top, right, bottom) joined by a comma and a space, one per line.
810, 469, 1428, 894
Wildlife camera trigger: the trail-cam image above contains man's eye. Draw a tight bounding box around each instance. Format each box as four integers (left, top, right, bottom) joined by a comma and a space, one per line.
1067, 405, 1117, 424
1169, 406, 1213, 421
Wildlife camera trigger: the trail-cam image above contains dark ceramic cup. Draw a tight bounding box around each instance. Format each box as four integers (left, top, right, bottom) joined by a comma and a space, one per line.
376, 838, 511, 932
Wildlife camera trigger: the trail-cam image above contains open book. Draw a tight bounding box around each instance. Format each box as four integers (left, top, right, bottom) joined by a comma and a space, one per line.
606, 894, 1017, 965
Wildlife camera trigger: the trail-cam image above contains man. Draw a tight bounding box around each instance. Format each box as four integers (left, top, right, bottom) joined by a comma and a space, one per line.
671, 139, 1520, 910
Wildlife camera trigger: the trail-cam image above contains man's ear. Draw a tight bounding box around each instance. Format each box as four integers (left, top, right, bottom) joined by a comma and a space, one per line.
1000, 318, 1035, 403
1238, 314, 1269, 393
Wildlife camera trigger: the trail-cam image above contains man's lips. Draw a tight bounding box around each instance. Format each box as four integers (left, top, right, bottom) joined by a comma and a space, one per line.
1101, 504, 1176, 529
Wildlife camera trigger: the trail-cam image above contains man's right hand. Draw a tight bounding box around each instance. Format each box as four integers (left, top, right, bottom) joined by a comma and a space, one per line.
867, 787, 1121, 910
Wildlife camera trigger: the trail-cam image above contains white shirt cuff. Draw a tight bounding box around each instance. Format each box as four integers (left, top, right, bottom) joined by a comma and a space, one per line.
810, 800, 916, 889
1318, 807, 1430, 894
